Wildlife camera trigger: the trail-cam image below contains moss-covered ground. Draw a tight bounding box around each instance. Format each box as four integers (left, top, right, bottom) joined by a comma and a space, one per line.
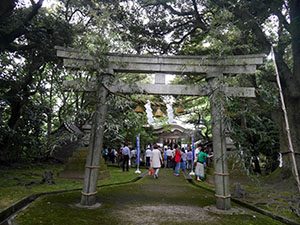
226, 166, 300, 224
0, 164, 137, 211
14, 168, 284, 225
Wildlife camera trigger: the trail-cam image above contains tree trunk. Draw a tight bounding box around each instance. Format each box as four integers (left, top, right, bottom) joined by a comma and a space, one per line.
283, 97, 300, 177
46, 72, 54, 150
274, 45, 300, 185
0, 64, 39, 163
278, 0, 300, 182
213, 0, 300, 186
0, 99, 24, 162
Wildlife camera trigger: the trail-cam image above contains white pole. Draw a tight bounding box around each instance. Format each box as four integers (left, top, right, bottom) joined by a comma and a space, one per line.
189, 135, 195, 176
271, 47, 300, 193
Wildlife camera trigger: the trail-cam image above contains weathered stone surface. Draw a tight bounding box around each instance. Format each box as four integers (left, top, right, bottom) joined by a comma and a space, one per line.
63, 80, 256, 97
59, 147, 109, 180
232, 183, 247, 198
63, 58, 258, 74
55, 46, 264, 75
55, 46, 264, 66
41, 171, 55, 185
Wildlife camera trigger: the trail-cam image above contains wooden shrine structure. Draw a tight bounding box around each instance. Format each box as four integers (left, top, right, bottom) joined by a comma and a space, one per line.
153, 124, 191, 146
55, 46, 264, 210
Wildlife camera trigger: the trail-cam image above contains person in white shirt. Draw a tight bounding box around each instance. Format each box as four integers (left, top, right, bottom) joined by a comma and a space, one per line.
166, 147, 173, 168
151, 144, 163, 179
131, 148, 137, 166
145, 147, 152, 168
121, 142, 131, 172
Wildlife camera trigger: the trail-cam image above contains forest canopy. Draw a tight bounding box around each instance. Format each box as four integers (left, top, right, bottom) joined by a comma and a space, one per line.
0, 0, 299, 179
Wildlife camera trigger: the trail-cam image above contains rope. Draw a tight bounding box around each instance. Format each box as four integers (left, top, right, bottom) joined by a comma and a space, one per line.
85, 165, 100, 169
214, 172, 229, 176
81, 191, 97, 196
215, 194, 231, 199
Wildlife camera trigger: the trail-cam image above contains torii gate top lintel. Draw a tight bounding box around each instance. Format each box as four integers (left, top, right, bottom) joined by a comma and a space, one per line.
55, 46, 264, 76
56, 46, 264, 98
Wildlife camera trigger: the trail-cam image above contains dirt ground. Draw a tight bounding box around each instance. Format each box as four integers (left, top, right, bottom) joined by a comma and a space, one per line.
117, 204, 251, 225
118, 204, 217, 224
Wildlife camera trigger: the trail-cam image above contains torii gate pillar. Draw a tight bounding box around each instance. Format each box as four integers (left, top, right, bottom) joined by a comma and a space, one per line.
208, 73, 231, 210
55, 46, 264, 209
80, 73, 109, 206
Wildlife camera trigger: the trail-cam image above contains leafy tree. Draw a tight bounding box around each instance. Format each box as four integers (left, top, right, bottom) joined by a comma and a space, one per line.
0, 2, 75, 163
0, 0, 44, 52
1, 0, 298, 181
208, 0, 300, 176
108, 0, 299, 176
226, 65, 280, 173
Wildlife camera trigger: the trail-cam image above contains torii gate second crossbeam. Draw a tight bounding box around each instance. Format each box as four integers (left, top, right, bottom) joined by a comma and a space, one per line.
55, 46, 264, 210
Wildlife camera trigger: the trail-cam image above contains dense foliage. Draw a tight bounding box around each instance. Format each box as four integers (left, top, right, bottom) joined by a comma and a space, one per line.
0, 0, 299, 178
109, 0, 297, 174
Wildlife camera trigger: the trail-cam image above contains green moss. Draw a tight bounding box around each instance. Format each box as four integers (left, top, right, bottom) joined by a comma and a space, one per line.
0, 165, 138, 212
59, 148, 110, 179
14, 169, 284, 225
258, 203, 300, 223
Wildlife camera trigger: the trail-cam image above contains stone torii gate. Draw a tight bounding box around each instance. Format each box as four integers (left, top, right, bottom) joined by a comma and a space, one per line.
55, 46, 264, 210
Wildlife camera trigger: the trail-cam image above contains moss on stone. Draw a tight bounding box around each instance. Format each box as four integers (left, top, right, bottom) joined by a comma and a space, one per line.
59, 147, 110, 180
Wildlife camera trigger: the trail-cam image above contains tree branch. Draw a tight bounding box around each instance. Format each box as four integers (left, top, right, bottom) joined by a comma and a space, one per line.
5, 43, 38, 52
161, 2, 194, 16
0, 0, 44, 52
192, 0, 209, 31
163, 27, 197, 53
68, 8, 89, 23
212, 0, 271, 54
153, 20, 195, 36
273, 9, 291, 33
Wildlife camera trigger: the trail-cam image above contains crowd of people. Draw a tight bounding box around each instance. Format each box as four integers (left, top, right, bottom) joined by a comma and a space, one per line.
102, 142, 213, 181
